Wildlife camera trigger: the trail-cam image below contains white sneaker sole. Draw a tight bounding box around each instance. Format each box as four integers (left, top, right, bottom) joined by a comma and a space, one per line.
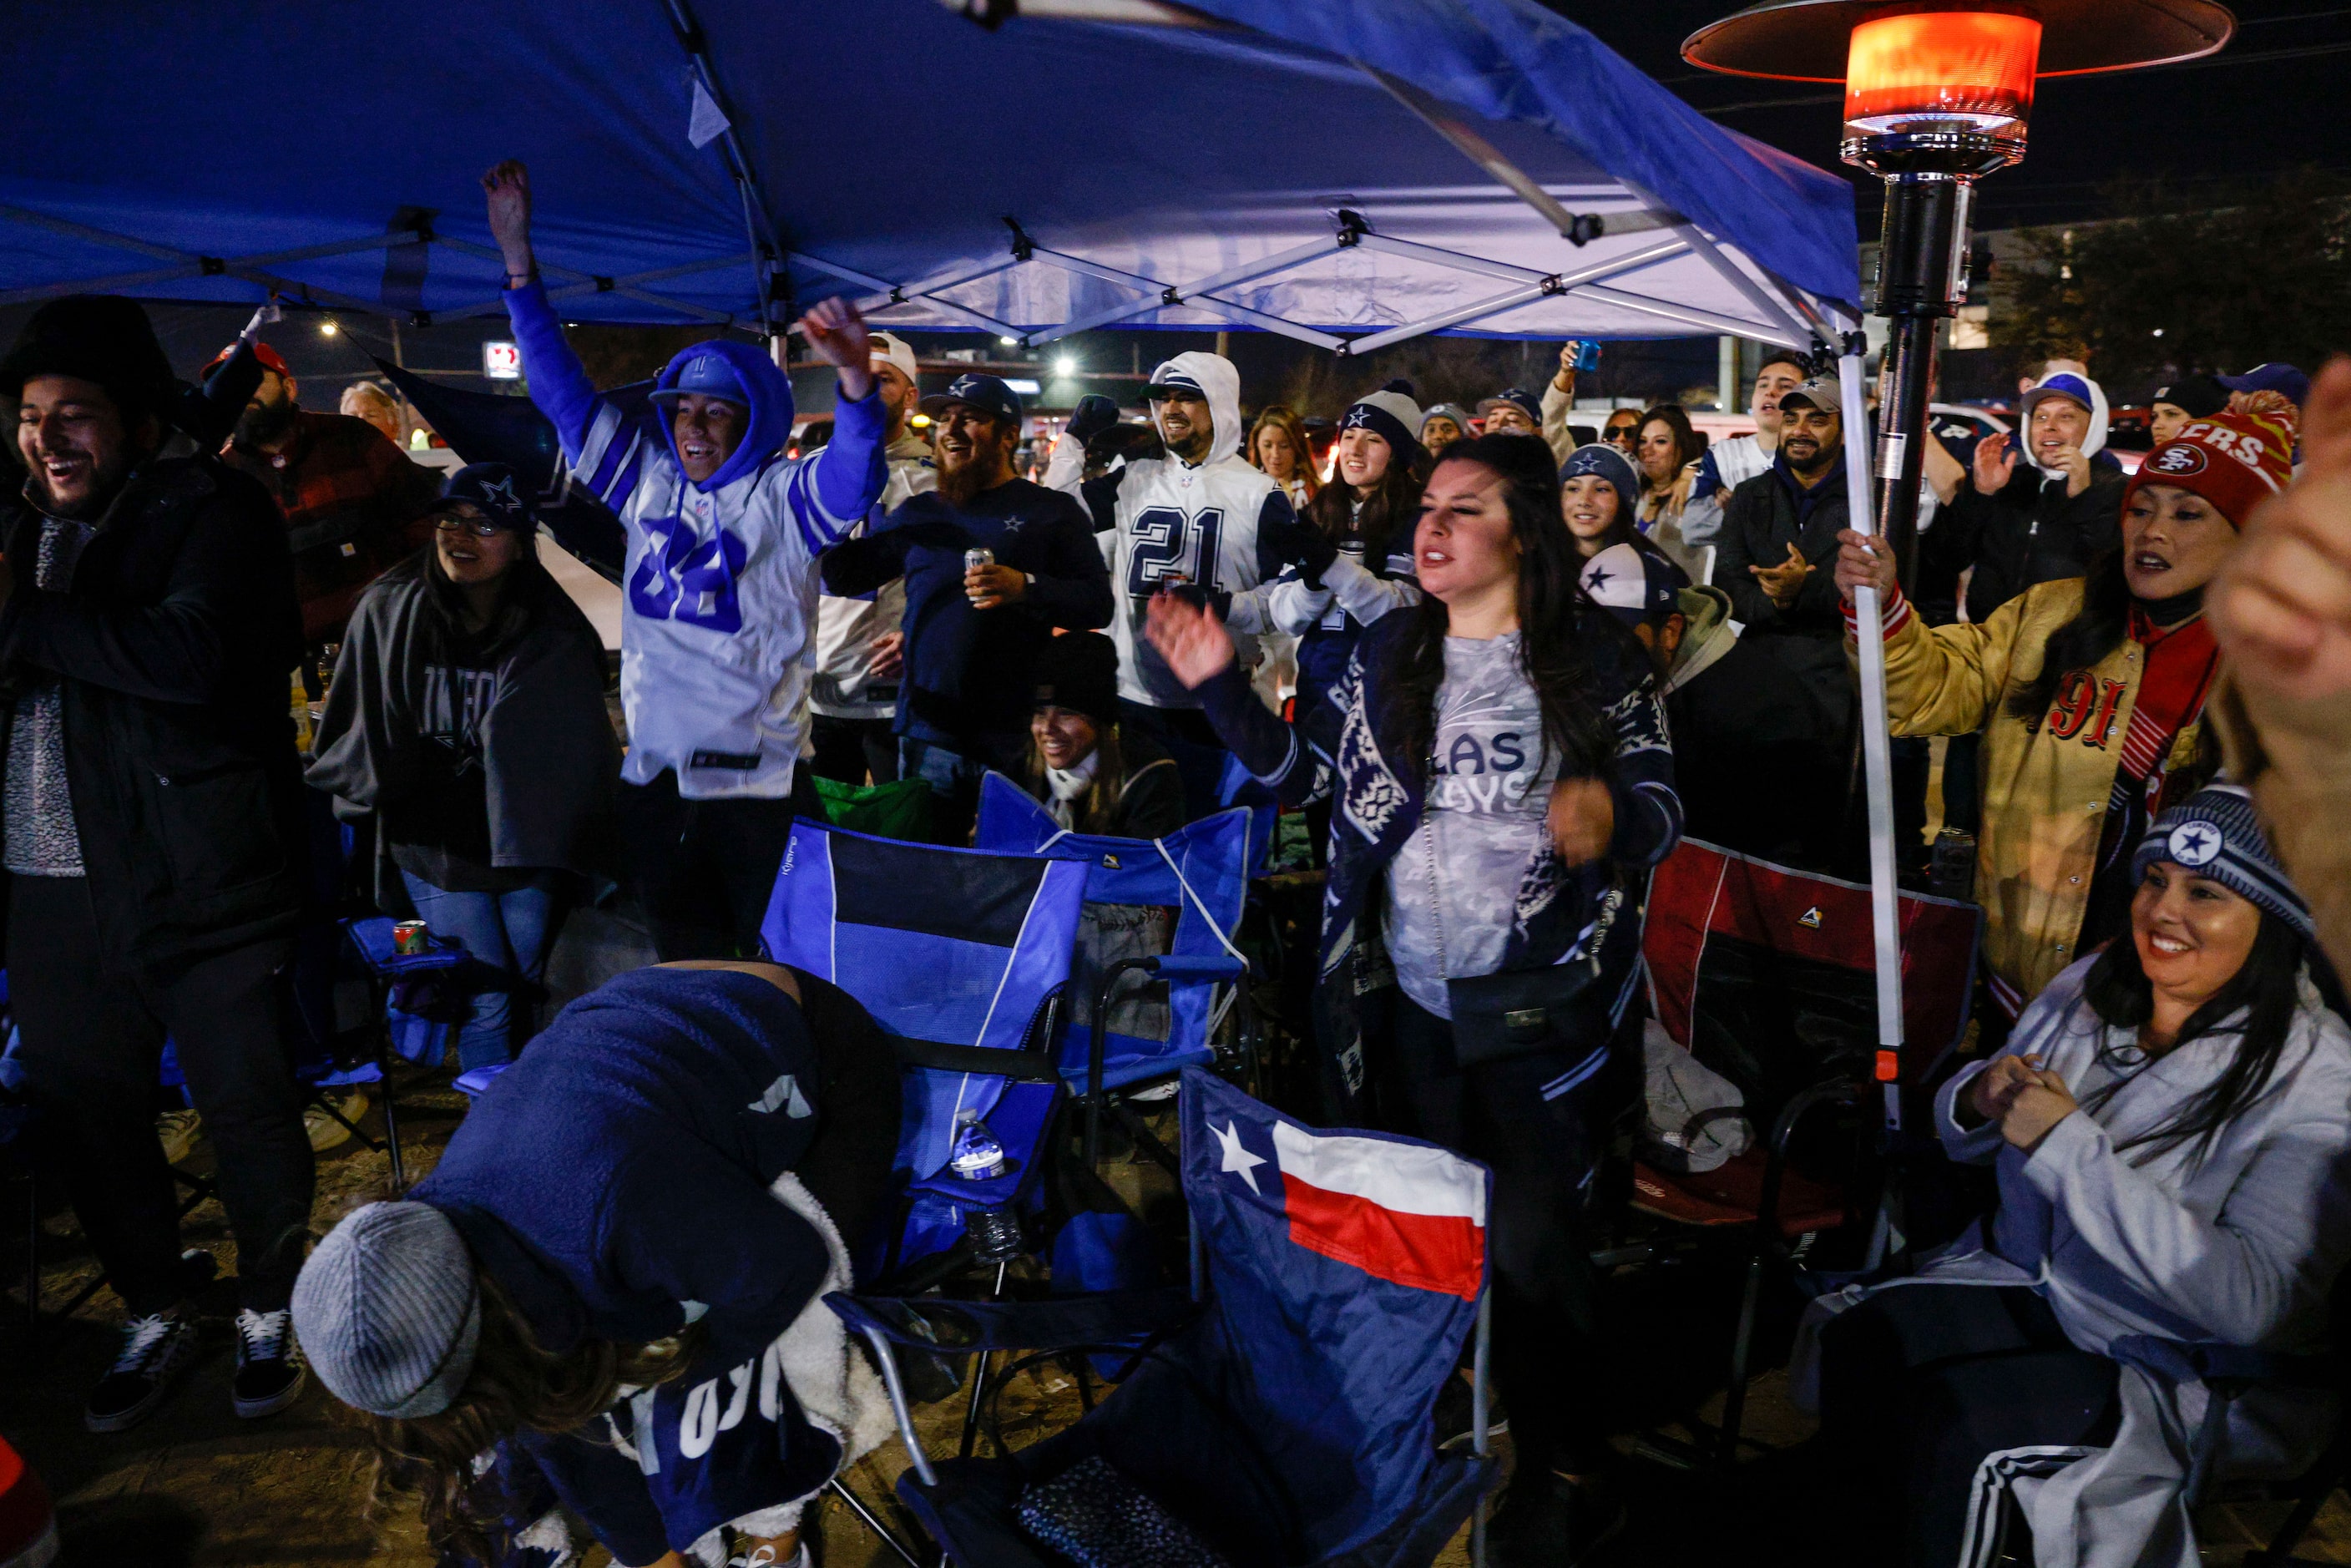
233, 1360, 307, 1419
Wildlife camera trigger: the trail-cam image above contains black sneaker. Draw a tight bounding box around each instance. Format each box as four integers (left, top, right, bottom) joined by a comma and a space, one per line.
85, 1309, 202, 1432
232, 1307, 306, 1419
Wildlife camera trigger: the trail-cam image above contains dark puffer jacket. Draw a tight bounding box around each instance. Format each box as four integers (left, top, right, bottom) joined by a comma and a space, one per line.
0, 449, 306, 963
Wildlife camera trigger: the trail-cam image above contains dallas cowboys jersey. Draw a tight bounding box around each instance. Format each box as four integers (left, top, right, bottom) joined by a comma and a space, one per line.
504, 281, 885, 800
1082, 351, 1294, 710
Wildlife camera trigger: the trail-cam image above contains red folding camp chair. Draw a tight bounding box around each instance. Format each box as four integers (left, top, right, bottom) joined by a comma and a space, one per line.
1626, 839, 1982, 1464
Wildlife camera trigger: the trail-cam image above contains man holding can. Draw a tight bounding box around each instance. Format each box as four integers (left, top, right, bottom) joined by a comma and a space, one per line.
820, 373, 1110, 842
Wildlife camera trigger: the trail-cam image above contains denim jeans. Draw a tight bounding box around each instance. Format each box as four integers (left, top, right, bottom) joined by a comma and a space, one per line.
399, 873, 565, 1071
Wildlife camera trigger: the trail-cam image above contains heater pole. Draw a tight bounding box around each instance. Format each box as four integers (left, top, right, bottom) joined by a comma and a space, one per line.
1867, 173, 1971, 589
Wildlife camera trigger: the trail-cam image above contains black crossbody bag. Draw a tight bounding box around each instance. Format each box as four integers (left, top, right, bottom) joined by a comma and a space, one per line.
1423, 784, 1627, 1069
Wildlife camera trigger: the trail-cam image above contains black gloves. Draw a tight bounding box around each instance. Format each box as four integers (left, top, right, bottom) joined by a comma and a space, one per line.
1066, 394, 1120, 447
1258, 509, 1340, 588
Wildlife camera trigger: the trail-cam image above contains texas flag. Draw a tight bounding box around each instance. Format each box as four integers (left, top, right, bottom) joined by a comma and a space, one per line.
1185, 1070, 1489, 1302
1177, 1070, 1494, 1560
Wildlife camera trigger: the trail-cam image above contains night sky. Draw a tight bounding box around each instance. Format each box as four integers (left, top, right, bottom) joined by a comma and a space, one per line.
1554, 0, 2351, 234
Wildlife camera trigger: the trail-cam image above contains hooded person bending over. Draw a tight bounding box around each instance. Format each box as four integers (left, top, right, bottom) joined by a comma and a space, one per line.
483, 160, 886, 959
295, 962, 900, 1568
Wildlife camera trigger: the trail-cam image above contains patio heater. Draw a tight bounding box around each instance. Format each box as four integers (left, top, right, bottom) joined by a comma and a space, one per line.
1680, 1, 2233, 1139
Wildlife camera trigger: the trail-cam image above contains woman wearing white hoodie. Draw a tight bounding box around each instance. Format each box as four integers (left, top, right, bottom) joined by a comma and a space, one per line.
1924, 369, 2127, 624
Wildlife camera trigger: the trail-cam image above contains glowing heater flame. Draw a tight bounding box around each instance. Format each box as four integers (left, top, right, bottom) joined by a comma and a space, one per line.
1843, 11, 2041, 141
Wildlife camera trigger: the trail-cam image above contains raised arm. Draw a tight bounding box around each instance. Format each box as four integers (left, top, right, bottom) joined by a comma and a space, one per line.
484, 160, 609, 467
1837, 528, 2028, 737
797, 296, 883, 538
1146, 591, 1328, 805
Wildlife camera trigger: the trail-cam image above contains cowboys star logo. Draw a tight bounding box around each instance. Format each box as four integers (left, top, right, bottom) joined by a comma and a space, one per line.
2151, 445, 2207, 476
2166, 821, 2222, 867
477, 472, 523, 510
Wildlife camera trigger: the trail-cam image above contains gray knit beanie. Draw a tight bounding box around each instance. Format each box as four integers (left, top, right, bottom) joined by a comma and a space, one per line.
2132, 782, 2314, 942
291, 1201, 483, 1419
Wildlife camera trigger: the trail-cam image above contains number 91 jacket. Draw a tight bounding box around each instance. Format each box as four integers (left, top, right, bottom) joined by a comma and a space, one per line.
1083, 351, 1295, 711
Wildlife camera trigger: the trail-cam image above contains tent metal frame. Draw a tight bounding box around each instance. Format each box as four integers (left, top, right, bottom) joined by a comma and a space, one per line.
0, 23, 1848, 361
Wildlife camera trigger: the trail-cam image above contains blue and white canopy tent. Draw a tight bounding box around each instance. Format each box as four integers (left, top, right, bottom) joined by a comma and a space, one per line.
3, 0, 1914, 1133
2, 0, 1858, 354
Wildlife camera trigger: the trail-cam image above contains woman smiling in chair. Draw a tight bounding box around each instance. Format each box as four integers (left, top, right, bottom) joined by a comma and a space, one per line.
1813, 785, 2351, 1568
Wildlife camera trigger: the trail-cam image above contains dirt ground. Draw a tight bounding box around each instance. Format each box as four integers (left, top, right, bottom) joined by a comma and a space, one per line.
7, 1079, 2350, 1565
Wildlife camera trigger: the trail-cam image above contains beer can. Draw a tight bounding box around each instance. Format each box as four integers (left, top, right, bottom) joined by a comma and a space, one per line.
965, 547, 994, 572
392, 919, 432, 956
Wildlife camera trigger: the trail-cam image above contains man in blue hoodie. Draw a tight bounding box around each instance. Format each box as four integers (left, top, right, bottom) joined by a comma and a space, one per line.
483, 160, 886, 959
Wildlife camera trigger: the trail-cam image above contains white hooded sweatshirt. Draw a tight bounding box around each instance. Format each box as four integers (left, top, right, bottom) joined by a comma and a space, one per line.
1084, 352, 1296, 709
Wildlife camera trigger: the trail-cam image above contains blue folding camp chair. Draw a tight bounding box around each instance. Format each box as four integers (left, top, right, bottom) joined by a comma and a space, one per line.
830, 1070, 1500, 1568
973, 775, 1256, 1174
336, 915, 476, 1189
759, 817, 1091, 1287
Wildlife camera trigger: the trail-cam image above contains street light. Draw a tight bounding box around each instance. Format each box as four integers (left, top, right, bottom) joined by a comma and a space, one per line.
1683, 0, 2233, 578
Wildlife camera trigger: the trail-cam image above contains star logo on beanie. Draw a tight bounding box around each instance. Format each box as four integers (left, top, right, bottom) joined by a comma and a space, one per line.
2168, 821, 2222, 867
478, 473, 522, 509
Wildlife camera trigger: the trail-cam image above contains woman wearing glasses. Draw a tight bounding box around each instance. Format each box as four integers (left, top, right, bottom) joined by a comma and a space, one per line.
309, 463, 617, 1071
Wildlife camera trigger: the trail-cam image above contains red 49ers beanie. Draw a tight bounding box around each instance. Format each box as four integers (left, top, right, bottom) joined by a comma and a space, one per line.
2123, 405, 2296, 529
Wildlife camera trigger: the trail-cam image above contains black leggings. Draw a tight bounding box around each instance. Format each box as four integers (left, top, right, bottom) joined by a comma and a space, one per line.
616, 767, 820, 961
1818, 1283, 2120, 1566
1389, 994, 1613, 1479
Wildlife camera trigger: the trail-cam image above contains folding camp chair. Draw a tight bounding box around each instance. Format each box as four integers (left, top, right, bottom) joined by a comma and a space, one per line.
335, 915, 482, 1189
1626, 838, 1982, 1464
830, 1069, 1500, 1568
759, 817, 1091, 1287
973, 775, 1256, 1173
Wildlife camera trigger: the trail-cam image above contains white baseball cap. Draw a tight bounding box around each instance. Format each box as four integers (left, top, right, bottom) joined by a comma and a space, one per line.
869, 331, 918, 387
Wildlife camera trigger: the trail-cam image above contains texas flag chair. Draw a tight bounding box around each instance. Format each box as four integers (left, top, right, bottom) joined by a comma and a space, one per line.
760, 817, 1091, 1287
827, 1070, 1501, 1568
973, 775, 1256, 1174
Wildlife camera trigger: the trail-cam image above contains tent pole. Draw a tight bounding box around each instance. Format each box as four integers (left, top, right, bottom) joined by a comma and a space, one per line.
664, 0, 787, 333
1833, 317, 1906, 1139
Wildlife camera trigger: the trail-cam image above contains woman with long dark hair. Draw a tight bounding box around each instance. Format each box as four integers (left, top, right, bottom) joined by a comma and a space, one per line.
1148, 432, 1681, 1559
309, 463, 616, 1071
294, 962, 900, 1568
1833, 407, 2293, 1028
1809, 785, 2351, 1568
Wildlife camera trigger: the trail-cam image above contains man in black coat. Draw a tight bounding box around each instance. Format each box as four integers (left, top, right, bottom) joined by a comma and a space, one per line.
821, 373, 1111, 842
1712, 373, 1856, 740
2, 295, 312, 1432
